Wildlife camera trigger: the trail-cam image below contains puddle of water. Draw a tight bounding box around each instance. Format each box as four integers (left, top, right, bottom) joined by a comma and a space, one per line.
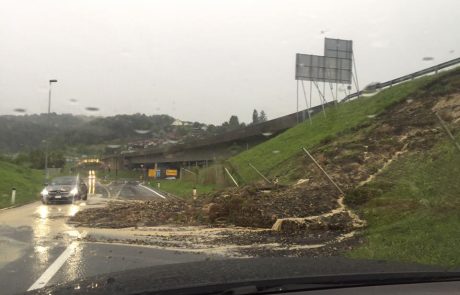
0, 236, 29, 268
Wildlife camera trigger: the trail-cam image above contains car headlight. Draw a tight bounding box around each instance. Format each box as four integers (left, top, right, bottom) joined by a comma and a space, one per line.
70, 187, 79, 196
41, 188, 48, 196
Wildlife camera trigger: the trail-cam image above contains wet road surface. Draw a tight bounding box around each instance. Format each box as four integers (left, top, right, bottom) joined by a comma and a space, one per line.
105, 180, 167, 200
0, 181, 210, 294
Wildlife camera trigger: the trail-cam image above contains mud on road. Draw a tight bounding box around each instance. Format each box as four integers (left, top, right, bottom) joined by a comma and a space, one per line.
69, 182, 363, 257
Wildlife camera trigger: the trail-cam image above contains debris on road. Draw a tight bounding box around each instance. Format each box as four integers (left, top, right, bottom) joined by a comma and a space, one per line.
69, 182, 342, 230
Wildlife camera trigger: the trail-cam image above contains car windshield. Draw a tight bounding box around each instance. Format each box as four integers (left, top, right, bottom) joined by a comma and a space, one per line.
50, 177, 77, 186
1, 0, 460, 294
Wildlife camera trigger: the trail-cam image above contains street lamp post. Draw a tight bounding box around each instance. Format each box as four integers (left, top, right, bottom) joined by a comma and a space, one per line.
45, 79, 58, 180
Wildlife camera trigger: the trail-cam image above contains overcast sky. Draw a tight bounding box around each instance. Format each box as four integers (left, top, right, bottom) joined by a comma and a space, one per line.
0, 0, 459, 124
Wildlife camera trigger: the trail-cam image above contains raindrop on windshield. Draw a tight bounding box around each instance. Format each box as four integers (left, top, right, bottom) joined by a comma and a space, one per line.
134, 129, 151, 134
85, 107, 99, 112
13, 108, 26, 113
422, 56, 434, 61
272, 150, 280, 154
107, 144, 121, 149
262, 132, 273, 137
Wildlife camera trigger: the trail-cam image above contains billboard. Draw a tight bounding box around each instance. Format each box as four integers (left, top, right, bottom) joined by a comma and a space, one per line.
295, 38, 353, 84
324, 38, 353, 60
296, 54, 352, 83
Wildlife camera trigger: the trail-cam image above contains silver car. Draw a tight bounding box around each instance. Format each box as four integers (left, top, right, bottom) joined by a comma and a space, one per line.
40, 176, 88, 204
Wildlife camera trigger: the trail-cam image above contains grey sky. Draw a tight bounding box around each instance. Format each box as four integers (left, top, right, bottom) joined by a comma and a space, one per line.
0, 0, 459, 124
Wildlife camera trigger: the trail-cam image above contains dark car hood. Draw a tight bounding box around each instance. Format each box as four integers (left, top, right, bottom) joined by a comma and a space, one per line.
27, 256, 456, 295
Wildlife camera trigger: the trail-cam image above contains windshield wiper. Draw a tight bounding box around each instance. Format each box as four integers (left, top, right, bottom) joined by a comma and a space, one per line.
217, 272, 460, 295
220, 283, 345, 295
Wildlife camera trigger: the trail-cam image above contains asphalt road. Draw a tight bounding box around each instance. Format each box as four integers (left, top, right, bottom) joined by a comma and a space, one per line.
0, 181, 211, 295
103, 180, 168, 200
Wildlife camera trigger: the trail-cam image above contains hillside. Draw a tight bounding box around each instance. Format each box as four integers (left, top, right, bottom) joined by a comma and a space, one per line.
229, 69, 460, 184
224, 67, 460, 265
0, 113, 176, 152
0, 160, 43, 208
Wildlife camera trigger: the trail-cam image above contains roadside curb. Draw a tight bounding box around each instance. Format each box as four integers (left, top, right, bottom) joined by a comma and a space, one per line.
0, 199, 39, 212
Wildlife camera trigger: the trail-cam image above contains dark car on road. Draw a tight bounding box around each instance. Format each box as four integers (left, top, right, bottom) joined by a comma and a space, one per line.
40, 176, 88, 204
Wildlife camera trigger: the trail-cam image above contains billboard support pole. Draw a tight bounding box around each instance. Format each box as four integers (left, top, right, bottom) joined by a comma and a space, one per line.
336, 83, 338, 103
313, 81, 327, 117
309, 81, 312, 113
352, 52, 360, 99
328, 82, 336, 102
296, 80, 299, 123
335, 45, 339, 104
323, 81, 326, 104
301, 81, 312, 124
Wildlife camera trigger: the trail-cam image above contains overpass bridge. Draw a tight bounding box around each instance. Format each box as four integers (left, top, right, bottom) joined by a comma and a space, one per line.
103, 103, 327, 173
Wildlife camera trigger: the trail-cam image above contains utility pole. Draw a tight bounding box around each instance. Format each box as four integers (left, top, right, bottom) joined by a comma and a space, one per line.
45, 79, 58, 180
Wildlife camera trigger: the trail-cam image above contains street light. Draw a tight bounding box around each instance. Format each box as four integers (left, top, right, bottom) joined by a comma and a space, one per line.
45, 79, 58, 180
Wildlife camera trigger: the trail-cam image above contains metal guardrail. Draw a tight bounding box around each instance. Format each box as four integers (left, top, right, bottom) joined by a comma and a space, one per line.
342, 57, 460, 102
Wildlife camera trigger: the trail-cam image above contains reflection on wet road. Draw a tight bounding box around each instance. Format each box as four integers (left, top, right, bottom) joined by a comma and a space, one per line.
0, 201, 83, 294
0, 180, 208, 294
106, 180, 166, 200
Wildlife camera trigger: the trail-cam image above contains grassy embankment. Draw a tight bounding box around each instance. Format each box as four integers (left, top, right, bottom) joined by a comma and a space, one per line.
149, 179, 215, 199
228, 76, 437, 184
226, 68, 460, 267
148, 74, 438, 198
0, 160, 44, 208
348, 132, 460, 267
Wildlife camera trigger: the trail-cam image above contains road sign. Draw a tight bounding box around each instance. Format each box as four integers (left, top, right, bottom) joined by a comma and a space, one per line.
148, 169, 156, 177
166, 169, 178, 177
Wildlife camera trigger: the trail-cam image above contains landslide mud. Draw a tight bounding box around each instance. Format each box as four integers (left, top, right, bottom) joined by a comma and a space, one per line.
70, 72, 460, 257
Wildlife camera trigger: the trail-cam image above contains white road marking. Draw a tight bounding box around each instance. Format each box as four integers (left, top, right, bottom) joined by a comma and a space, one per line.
27, 241, 79, 291
97, 182, 112, 198
115, 183, 126, 198
138, 184, 166, 199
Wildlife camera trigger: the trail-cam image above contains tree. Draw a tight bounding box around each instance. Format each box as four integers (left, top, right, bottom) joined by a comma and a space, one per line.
259, 110, 267, 122
228, 115, 240, 129
252, 109, 259, 124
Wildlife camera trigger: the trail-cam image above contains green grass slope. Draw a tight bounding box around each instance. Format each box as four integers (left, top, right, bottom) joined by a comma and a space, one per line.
348, 133, 460, 267
149, 180, 215, 199
228, 74, 443, 184
0, 160, 44, 208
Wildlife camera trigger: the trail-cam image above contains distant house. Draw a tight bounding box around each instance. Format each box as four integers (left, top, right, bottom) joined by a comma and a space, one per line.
172, 119, 184, 126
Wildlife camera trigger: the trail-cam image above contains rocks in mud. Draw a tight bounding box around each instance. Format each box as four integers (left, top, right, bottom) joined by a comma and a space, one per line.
374, 123, 394, 135
201, 183, 340, 228
69, 182, 343, 231
272, 212, 355, 233
201, 202, 226, 222
69, 199, 189, 228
